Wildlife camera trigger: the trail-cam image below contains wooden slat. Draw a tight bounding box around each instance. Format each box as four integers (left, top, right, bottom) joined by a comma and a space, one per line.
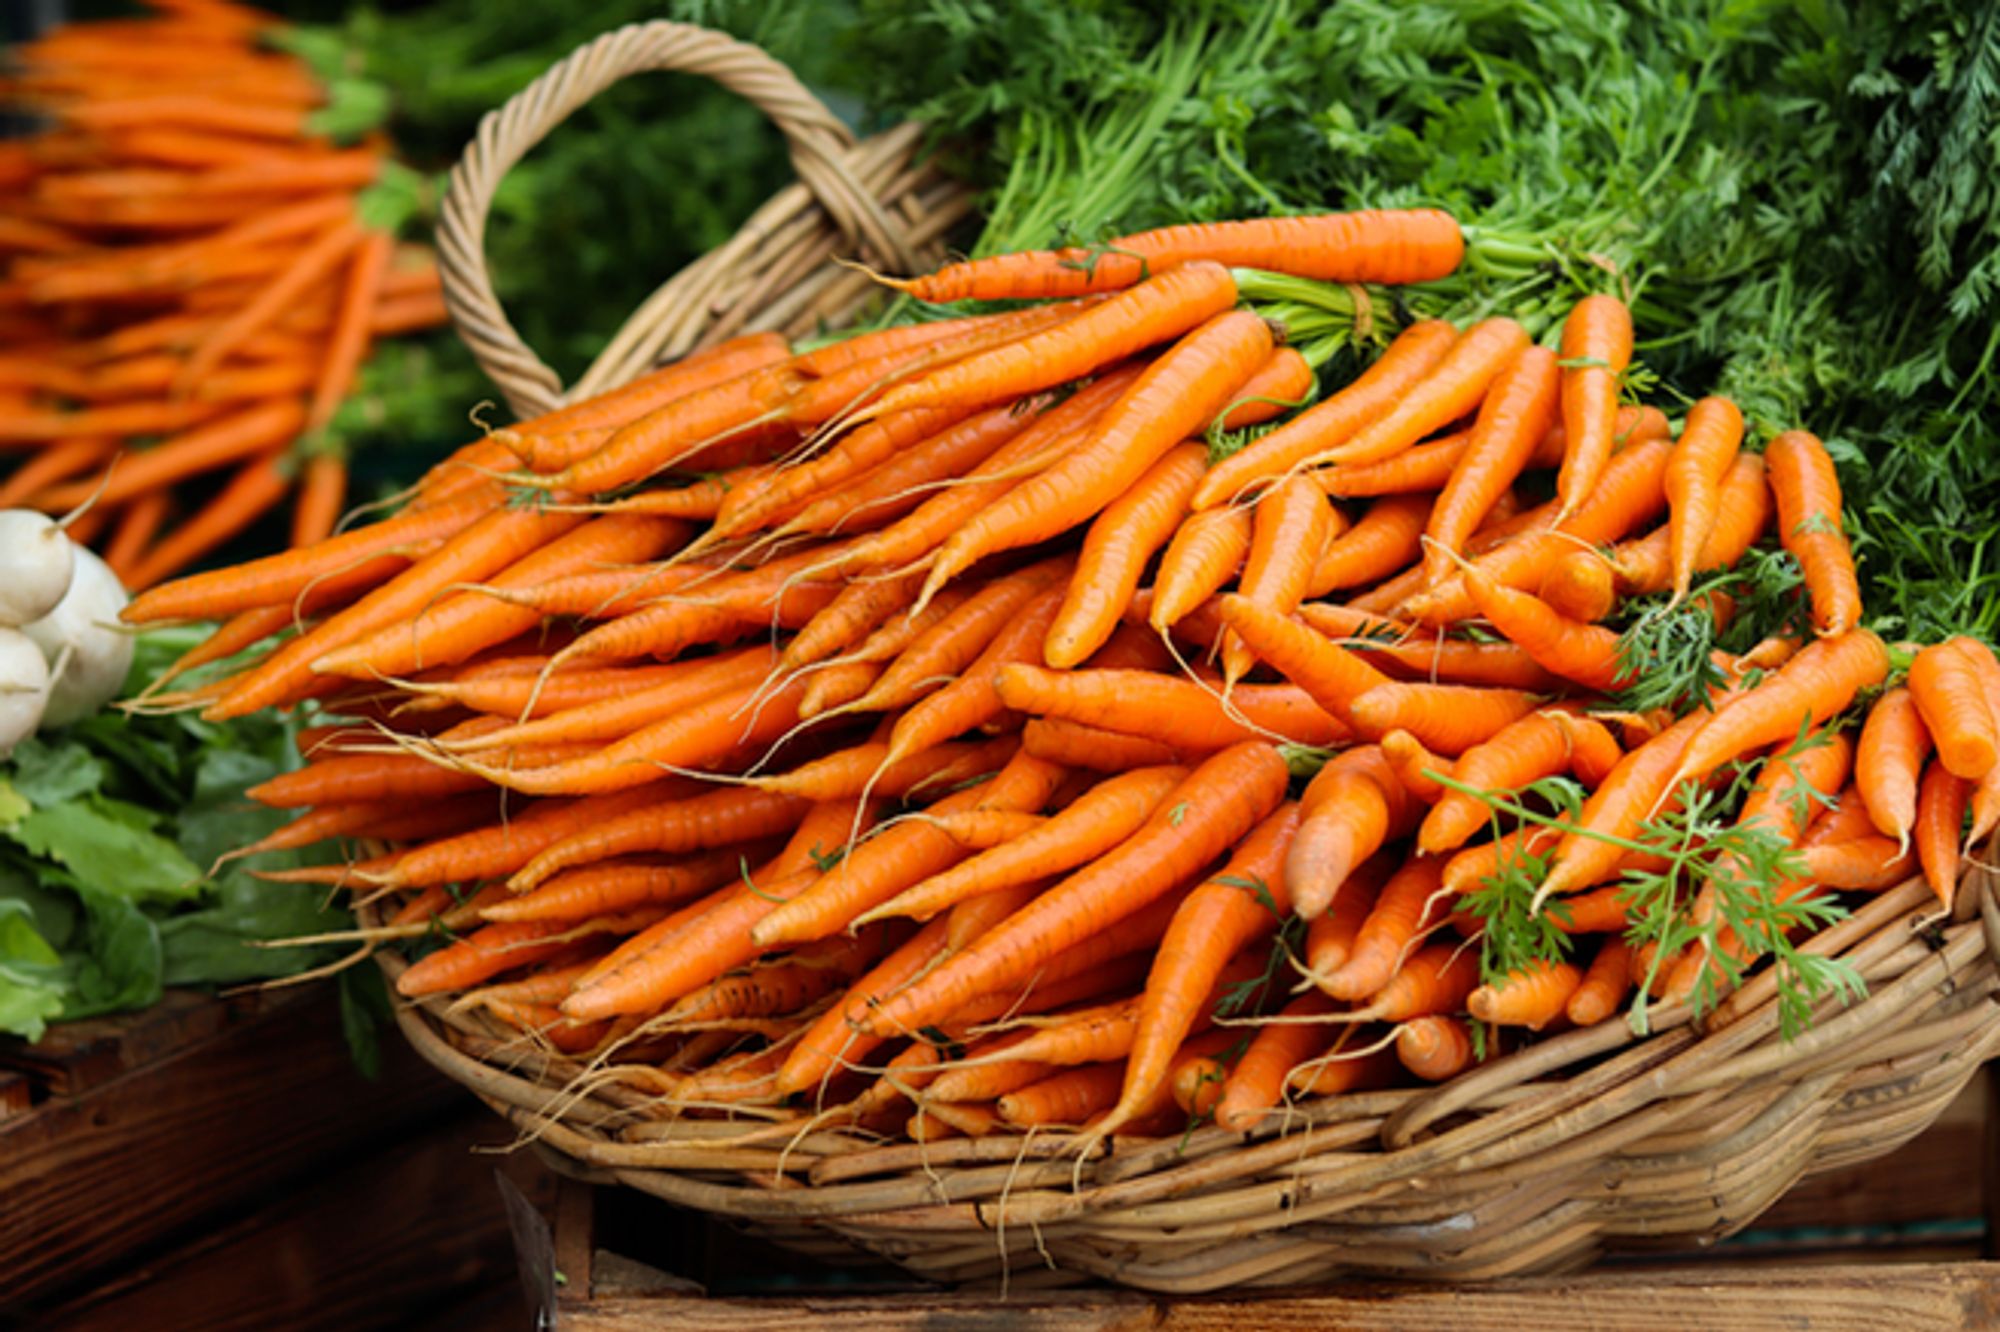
0, 1070, 31, 1121
559, 1263, 2000, 1331
0, 989, 243, 1095
34, 1108, 553, 1332
0, 982, 467, 1307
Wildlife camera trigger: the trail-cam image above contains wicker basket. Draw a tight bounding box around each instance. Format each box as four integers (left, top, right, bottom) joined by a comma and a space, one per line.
387, 20, 2000, 1295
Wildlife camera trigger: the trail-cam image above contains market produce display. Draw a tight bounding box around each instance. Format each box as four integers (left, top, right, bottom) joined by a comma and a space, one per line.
120, 207, 2000, 1141
0, 0, 451, 587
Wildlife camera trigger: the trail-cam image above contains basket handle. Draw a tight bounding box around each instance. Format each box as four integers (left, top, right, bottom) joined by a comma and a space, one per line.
436, 21, 926, 420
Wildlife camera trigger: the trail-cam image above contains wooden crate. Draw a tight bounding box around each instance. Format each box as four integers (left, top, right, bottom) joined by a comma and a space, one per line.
527, 1063, 2000, 1330
0, 985, 553, 1332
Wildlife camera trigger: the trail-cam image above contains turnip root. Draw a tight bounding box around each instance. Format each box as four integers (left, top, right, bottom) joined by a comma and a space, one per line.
0, 509, 75, 629
0, 628, 50, 758
24, 547, 132, 728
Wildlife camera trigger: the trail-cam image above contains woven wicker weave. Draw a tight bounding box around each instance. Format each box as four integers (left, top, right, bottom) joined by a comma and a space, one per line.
434, 20, 971, 421
399, 22, 2000, 1295
373, 862, 1999, 1293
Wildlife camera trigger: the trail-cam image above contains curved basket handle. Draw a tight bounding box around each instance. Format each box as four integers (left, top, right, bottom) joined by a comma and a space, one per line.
436, 20, 928, 420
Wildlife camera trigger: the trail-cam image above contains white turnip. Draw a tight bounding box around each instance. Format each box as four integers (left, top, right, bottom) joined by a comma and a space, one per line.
0, 509, 75, 629
24, 546, 132, 728
0, 628, 50, 758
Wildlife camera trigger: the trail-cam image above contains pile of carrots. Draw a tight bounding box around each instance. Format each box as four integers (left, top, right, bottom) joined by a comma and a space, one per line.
124, 206, 2000, 1144
0, 0, 450, 589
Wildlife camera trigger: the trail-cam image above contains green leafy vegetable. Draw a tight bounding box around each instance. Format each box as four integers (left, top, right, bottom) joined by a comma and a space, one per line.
0, 630, 346, 1044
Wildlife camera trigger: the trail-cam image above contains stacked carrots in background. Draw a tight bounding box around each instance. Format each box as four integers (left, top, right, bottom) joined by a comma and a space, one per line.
0, 0, 450, 590
120, 208, 2000, 1143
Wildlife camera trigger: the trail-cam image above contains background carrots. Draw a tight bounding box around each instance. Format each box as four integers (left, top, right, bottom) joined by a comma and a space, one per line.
0, 2, 450, 587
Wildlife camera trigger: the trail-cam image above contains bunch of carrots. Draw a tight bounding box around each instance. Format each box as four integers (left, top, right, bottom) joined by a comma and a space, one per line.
0, 0, 450, 589
122, 206, 1999, 1145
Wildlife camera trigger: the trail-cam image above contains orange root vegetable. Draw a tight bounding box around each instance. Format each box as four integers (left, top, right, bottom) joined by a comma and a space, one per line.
860, 742, 1289, 1038
1467, 958, 1584, 1029
1765, 429, 1862, 637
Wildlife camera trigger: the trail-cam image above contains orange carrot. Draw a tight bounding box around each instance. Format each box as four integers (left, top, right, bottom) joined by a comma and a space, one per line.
1799, 837, 1919, 891
1303, 493, 1429, 597
1045, 442, 1207, 668
1662, 396, 1745, 602
778, 915, 953, 1098
1213, 594, 1393, 729
878, 584, 1065, 768
1604, 453, 1772, 599
1468, 958, 1583, 1029
181, 215, 364, 387
306, 225, 392, 434
1288, 746, 1416, 919
749, 751, 1068, 948
37, 396, 305, 511
1318, 318, 1530, 466
1320, 404, 1659, 501
506, 788, 812, 893
750, 735, 1020, 804
846, 556, 1074, 717
1193, 319, 1459, 508
1536, 551, 1617, 624
447, 647, 779, 753
994, 664, 1348, 751
1857, 686, 1933, 852
396, 912, 657, 999
1215, 345, 1317, 431
1295, 603, 1563, 692
457, 668, 820, 796
204, 500, 591, 719
854, 765, 1184, 926
1316, 856, 1450, 1000
1566, 937, 1635, 1026
1421, 709, 1582, 854
1553, 294, 1634, 518
1915, 760, 1971, 909
102, 491, 172, 584
781, 399, 1044, 540
1102, 801, 1301, 1132
1399, 436, 1672, 626
887, 210, 1465, 303
920, 809, 1049, 852
1348, 680, 1542, 756
313, 514, 687, 680
365, 780, 702, 891
1021, 717, 1185, 770
1149, 505, 1254, 633
872, 261, 1239, 421
1462, 569, 1629, 694
122, 486, 498, 625
482, 850, 753, 924
1380, 728, 1452, 803
1531, 706, 1712, 906
1396, 1015, 1478, 1081
918, 308, 1271, 603
861, 743, 1288, 1038
781, 568, 929, 671
1908, 639, 2000, 781
1665, 631, 1890, 793
1765, 429, 1862, 638
1221, 475, 1339, 685
121, 453, 290, 591
1548, 711, 1625, 788
1423, 344, 1562, 585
